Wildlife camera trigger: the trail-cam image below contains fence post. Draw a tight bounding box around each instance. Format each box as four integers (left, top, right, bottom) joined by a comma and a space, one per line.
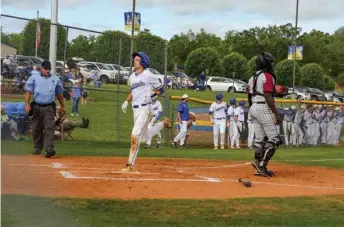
116, 38, 122, 142
63, 27, 69, 71
163, 40, 169, 144
171, 103, 175, 142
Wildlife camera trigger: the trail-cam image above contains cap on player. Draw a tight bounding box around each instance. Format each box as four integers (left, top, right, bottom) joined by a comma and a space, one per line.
335, 106, 340, 111
290, 105, 296, 110
182, 94, 189, 99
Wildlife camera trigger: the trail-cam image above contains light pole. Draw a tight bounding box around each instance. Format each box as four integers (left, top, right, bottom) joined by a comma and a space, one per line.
129, 0, 136, 74
292, 0, 299, 93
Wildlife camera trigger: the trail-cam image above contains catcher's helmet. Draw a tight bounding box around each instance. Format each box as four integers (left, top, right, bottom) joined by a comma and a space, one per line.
239, 100, 246, 106
132, 52, 150, 69
229, 98, 236, 105
216, 92, 223, 100
256, 52, 275, 71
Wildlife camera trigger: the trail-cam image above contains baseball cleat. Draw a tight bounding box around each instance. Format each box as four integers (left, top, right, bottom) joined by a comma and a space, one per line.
171, 140, 178, 148
121, 164, 134, 172
156, 143, 161, 148
214, 146, 218, 150
221, 146, 225, 150
251, 160, 268, 177
265, 168, 275, 177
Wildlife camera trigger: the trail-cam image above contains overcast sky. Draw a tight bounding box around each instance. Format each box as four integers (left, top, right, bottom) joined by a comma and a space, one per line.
2, 0, 343, 40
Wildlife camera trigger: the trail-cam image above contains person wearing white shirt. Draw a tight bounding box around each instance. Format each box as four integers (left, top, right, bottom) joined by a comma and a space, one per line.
291, 104, 305, 146
232, 100, 246, 149
227, 98, 236, 148
334, 106, 343, 145
145, 98, 163, 148
247, 114, 255, 149
209, 93, 227, 150
121, 52, 163, 172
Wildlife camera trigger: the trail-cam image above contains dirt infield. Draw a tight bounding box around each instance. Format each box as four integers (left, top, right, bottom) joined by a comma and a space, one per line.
2, 155, 344, 199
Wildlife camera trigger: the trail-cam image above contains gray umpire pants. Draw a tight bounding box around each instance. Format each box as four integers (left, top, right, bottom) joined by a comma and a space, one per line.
31, 104, 55, 152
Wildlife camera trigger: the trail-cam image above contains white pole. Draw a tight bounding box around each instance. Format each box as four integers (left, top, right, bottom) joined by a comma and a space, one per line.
49, 0, 58, 75
35, 11, 39, 57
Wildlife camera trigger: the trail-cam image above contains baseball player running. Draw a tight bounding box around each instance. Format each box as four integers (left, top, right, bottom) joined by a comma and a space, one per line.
232, 100, 246, 149
248, 52, 282, 177
121, 52, 164, 172
209, 93, 227, 150
172, 94, 189, 148
227, 98, 236, 148
145, 96, 163, 148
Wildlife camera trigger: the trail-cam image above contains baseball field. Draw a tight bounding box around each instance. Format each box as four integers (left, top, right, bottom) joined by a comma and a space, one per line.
2, 85, 344, 227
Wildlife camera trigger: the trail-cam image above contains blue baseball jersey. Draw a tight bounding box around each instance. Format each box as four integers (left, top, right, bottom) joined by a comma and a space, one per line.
177, 101, 190, 121
25, 71, 63, 104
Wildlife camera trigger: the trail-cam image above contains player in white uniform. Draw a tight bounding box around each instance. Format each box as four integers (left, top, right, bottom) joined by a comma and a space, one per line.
247, 52, 282, 177
291, 104, 305, 146
227, 98, 236, 148
247, 114, 255, 149
334, 106, 343, 145
327, 106, 335, 145
209, 93, 227, 150
145, 97, 163, 148
121, 52, 164, 172
303, 105, 313, 145
312, 105, 321, 145
319, 105, 328, 145
233, 100, 246, 149
282, 105, 296, 146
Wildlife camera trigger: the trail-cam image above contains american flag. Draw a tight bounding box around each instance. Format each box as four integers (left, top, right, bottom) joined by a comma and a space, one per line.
36, 22, 41, 48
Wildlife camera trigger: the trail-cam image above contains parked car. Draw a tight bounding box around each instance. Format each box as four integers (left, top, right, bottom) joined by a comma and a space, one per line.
307, 87, 327, 101
77, 61, 116, 83
105, 64, 129, 84
205, 77, 246, 92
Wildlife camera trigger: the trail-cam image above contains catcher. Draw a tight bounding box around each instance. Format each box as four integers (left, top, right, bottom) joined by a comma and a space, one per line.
55, 106, 89, 133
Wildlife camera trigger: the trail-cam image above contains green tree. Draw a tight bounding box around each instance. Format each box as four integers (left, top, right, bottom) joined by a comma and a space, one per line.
1, 31, 24, 54
67, 35, 96, 61
22, 18, 67, 60
323, 76, 335, 90
323, 27, 344, 78
336, 72, 344, 86
247, 56, 257, 75
275, 59, 301, 86
91, 30, 131, 66
300, 63, 324, 88
135, 30, 167, 73
221, 52, 249, 81
184, 47, 223, 78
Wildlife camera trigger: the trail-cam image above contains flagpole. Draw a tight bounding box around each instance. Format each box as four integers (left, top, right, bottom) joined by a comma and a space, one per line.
35, 11, 39, 57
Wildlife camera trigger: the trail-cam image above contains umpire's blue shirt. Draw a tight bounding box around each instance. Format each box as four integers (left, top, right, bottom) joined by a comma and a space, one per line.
25, 71, 64, 105
178, 101, 190, 121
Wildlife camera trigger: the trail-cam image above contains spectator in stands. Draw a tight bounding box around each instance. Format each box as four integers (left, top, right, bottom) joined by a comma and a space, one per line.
199, 71, 206, 91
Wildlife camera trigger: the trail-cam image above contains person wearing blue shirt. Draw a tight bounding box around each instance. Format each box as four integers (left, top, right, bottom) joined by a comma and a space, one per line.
71, 80, 82, 116
172, 94, 190, 148
25, 60, 65, 158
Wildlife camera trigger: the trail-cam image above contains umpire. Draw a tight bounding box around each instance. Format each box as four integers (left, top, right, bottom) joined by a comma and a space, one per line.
25, 60, 65, 158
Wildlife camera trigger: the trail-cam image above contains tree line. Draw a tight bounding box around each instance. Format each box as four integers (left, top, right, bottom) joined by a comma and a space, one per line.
1, 17, 344, 89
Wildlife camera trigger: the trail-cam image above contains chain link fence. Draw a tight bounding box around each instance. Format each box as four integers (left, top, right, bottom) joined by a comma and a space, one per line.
1, 14, 171, 143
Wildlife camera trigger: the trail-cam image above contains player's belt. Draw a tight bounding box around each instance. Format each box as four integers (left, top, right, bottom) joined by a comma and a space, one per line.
253, 101, 266, 104
132, 104, 148, 109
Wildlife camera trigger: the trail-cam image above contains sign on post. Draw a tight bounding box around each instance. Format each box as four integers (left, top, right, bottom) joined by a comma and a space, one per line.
288, 45, 303, 60
124, 12, 141, 32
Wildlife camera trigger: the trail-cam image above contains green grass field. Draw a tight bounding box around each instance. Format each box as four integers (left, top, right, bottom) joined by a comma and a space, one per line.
2, 85, 344, 227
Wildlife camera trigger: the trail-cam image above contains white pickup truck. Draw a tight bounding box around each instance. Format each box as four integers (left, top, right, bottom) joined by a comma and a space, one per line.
77, 61, 116, 83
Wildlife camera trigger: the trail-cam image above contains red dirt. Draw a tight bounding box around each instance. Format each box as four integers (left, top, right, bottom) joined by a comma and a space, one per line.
2, 155, 344, 199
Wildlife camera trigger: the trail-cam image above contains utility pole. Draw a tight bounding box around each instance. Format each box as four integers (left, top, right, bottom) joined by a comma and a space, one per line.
49, 0, 58, 75
35, 11, 39, 57
129, 0, 136, 74
292, 0, 299, 93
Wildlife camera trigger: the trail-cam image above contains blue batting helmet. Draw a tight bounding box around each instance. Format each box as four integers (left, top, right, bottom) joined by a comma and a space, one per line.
239, 100, 246, 106
229, 98, 236, 105
216, 93, 223, 100
132, 52, 150, 69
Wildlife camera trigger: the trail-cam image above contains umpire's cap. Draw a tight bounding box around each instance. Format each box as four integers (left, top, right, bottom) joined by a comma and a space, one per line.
41, 60, 52, 70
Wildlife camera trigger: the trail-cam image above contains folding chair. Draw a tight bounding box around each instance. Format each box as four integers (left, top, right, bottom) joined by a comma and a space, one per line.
60, 124, 74, 141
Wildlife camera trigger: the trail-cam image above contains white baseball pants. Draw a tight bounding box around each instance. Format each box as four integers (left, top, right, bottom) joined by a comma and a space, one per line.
327, 121, 335, 145
247, 120, 255, 148
334, 123, 342, 145
320, 122, 327, 144
231, 121, 243, 148
146, 121, 163, 146
228, 120, 235, 146
313, 122, 320, 145
128, 105, 151, 166
282, 120, 292, 146
291, 123, 303, 146
213, 119, 226, 147
173, 121, 188, 146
